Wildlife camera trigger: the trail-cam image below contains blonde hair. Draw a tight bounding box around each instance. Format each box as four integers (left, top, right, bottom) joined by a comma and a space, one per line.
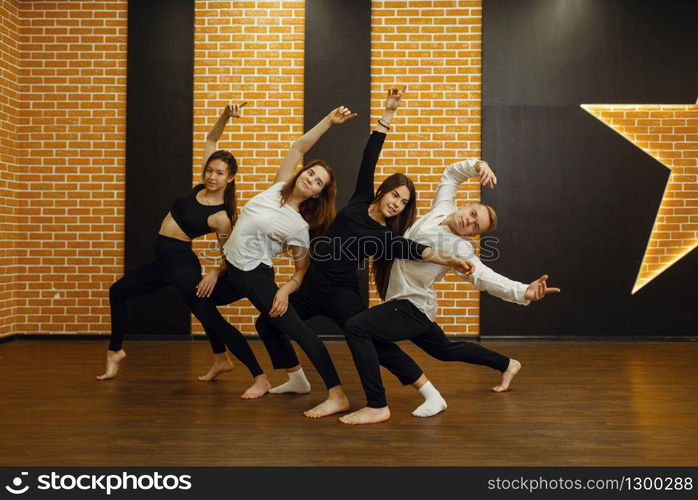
481, 203, 498, 233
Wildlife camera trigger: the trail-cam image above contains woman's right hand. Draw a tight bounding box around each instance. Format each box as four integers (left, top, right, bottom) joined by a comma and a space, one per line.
225, 101, 247, 118
385, 86, 405, 111
327, 106, 357, 125
269, 288, 290, 318
196, 269, 220, 298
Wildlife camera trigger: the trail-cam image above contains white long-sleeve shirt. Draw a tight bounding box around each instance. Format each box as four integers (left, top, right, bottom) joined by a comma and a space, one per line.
385, 159, 530, 321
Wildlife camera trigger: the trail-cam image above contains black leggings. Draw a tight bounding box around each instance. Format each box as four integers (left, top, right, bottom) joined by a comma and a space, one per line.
107, 235, 263, 377
225, 262, 342, 390
254, 277, 424, 387
344, 299, 510, 408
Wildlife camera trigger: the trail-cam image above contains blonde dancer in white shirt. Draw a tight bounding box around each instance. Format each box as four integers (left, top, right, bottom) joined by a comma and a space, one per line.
340, 159, 560, 425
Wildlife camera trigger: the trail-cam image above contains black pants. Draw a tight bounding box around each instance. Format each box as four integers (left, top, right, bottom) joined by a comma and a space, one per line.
255, 277, 424, 387
345, 299, 510, 408
108, 235, 263, 377
226, 262, 342, 389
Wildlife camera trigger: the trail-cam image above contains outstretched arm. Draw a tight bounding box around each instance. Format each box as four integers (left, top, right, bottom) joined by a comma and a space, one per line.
432, 159, 497, 209
466, 256, 530, 305
202, 102, 246, 168
381, 234, 475, 278
421, 247, 475, 278
440, 237, 529, 305
274, 106, 357, 184
351, 87, 404, 202
463, 255, 560, 305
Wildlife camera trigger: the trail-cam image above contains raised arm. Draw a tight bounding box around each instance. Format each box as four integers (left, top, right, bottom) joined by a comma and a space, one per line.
431, 159, 497, 209
274, 106, 357, 184
351, 87, 404, 202
201, 102, 246, 169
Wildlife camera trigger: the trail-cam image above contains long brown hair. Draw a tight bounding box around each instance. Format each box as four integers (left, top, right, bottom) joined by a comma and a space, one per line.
202, 150, 238, 224
371, 173, 418, 300
280, 159, 337, 240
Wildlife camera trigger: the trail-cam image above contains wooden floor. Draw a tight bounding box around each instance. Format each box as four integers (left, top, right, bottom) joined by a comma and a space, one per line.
1, 339, 696, 466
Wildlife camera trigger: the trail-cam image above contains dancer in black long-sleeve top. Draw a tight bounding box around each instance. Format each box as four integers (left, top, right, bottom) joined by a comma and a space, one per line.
253, 88, 474, 418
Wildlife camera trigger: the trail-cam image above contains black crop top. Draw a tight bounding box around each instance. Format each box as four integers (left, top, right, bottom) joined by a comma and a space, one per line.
170, 184, 227, 239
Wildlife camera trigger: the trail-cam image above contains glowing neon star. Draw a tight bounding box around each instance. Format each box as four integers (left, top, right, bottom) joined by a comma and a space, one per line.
581, 101, 698, 294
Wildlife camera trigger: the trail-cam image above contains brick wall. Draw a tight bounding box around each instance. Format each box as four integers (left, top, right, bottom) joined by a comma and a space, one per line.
2, 0, 486, 338
2, 1, 694, 341
192, 0, 305, 335
13, 1, 128, 334
0, 0, 20, 338
371, 0, 483, 335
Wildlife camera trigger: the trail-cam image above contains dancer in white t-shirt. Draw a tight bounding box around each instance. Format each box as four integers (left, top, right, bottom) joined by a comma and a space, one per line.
341, 158, 561, 424
212, 105, 358, 402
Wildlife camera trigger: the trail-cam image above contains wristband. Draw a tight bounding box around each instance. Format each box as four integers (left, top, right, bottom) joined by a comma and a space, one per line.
378, 118, 391, 130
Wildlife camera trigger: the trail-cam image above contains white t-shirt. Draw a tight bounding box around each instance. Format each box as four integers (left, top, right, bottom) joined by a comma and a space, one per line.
223, 181, 310, 271
385, 159, 530, 321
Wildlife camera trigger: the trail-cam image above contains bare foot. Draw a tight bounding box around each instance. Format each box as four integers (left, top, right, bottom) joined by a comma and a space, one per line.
339, 406, 390, 425
492, 358, 521, 393
96, 350, 126, 381
304, 394, 350, 418
198, 354, 234, 381
241, 375, 271, 400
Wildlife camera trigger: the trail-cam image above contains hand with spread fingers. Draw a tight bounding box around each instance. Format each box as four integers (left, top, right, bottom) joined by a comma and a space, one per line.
328, 106, 358, 125
524, 274, 561, 301
225, 101, 246, 119
474, 160, 497, 189
385, 86, 405, 111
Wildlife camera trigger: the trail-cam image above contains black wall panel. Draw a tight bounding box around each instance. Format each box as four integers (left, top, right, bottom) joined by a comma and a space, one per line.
304, 0, 372, 335
482, 0, 698, 336
125, 0, 194, 336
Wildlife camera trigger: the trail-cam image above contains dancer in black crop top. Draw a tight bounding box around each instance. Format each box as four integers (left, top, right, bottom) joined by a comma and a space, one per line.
170, 184, 227, 239
97, 103, 269, 400
252, 88, 475, 418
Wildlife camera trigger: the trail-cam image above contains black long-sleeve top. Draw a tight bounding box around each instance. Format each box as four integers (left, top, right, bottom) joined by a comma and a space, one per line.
306, 131, 428, 293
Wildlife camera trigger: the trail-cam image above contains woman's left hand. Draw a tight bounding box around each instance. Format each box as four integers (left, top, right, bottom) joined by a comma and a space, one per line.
196, 270, 220, 298
269, 289, 289, 317
474, 160, 497, 189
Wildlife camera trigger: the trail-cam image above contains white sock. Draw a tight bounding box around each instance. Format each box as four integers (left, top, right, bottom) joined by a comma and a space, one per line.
412, 381, 447, 417
269, 368, 311, 394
